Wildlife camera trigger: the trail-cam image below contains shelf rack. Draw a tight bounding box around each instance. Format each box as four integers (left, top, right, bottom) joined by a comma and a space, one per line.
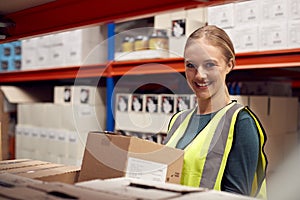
0, 49, 299, 83
1, 0, 300, 131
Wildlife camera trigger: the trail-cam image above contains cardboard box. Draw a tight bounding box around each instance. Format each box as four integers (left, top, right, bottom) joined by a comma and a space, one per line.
0, 172, 43, 186
78, 132, 184, 184
29, 181, 131, 200
230, 95, 249, 107
54, 85, 106, 106
0, 185, 52, 200
269, 96, 298, 133
0, 159, 80, 184
259, 23, 288, 51
207, 3, 235, 28
0, 173, 130, 200
169, 189, 258, 200
287, 20, 300, 49
232, 26, 259, 53
0, 159, 49, 170
260, 0, 288, 22
234, 0, 261, 26
62, 26, 107, 66
288, 0, 300, 20
77, 177, 204, 200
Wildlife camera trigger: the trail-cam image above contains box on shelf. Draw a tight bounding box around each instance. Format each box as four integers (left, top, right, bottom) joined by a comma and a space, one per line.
232, 25, 259, 53
230, 95, 249, 107
78, 132, 184, 184
287, 20, 300, 49
154, 8, 206, 58
21, 26, 107, 70
54, 85, 106, 106
16, 102, 105, 165
207, 3, 235, 28
234, 0, 261, 26
62, 26, 107, 66
259, 23, 288, 51
260, 0, 288, 23
21, 38, 38, 70
288, 0, 300, 20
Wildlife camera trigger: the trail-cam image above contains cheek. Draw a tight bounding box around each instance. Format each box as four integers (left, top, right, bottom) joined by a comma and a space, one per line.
185, 70, 194, 81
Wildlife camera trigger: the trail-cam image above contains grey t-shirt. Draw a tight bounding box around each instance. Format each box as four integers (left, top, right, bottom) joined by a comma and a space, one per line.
168, 109, 259, 196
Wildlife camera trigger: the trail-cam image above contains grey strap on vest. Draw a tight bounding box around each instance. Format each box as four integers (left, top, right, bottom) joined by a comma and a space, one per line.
163, 109, 194, 145
199, 103, 243, 189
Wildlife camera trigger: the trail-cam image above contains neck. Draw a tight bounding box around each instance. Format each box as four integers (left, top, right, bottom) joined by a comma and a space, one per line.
197, 88, 231, 115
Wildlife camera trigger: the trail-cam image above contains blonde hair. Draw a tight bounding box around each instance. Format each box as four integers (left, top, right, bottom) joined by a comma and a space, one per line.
185, 25, 235, 66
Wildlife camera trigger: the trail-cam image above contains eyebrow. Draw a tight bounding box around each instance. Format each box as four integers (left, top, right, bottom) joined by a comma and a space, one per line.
184, 59, 217, 63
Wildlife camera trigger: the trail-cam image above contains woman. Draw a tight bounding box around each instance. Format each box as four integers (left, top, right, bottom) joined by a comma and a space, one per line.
164, 25, 267, 199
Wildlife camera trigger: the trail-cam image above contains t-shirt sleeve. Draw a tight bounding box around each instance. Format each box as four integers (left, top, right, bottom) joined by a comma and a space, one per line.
221, 109, 259, 196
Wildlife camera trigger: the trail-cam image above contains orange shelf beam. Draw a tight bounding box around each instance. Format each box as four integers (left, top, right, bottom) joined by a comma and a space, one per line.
235, 48, 300, 69
0, 64, 107, 83
111, 57, 185, 76
0, 49, 299, 83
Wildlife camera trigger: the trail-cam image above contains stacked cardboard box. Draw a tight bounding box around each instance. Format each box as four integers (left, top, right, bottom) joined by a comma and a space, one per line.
21, 26, 107, 70
15, 85, 106, 166
0, 172, 258, 200
0, 159, 80, 184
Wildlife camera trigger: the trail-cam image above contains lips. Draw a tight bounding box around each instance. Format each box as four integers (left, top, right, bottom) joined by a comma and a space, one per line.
194, 81, 210, 87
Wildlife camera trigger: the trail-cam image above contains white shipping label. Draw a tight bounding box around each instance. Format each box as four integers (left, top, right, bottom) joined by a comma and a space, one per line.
78, 105, 93, 117
125, 157, 167, 182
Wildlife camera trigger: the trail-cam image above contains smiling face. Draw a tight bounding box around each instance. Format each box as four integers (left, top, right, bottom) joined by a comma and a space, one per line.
184, 38, 232, 102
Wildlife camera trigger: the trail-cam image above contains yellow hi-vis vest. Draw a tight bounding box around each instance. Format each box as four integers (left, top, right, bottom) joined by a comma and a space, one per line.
165, 102, 268, 199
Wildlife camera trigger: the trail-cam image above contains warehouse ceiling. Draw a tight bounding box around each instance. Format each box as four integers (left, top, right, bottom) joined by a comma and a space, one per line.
0, 0, 55, 15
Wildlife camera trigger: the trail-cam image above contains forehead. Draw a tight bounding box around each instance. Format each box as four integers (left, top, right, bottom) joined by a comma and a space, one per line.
184, 39, 223, 61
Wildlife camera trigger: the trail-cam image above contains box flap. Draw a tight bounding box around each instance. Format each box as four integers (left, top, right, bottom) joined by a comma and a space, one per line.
76, 179, 180, 200
0, 185, 50, 199
30, 182, 132, 200
0, 172, 43, 186
0, 159, 49, 170
0, 85, 53, 103
78, 132, 130, 182
169, 190, 257, 200
104, 177, 205, 193
5, 163, 63, 174
17, 165, 79, 179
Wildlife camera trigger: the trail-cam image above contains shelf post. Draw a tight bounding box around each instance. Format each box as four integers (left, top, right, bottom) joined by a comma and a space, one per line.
106, 23, 115, 131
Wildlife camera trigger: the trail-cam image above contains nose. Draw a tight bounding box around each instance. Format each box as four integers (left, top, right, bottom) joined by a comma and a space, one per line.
195, 66, 207, 79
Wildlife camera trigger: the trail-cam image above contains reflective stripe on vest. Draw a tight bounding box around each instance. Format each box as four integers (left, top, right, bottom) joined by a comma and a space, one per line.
165, 102, 267, 199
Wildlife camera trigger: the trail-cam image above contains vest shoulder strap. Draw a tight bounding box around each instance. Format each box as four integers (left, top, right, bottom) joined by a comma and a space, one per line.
163, 108, 194, 145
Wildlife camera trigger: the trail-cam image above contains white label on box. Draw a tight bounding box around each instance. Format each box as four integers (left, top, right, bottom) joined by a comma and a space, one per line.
79, 105, 93, 117
126, 157, 167, 182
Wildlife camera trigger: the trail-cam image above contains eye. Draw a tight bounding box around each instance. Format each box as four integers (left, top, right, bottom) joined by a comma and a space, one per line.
185, 62, 196, 69
204, 62, 217, 68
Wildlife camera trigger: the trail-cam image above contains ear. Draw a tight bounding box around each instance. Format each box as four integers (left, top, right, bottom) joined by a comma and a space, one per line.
225, 58, 234, 74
